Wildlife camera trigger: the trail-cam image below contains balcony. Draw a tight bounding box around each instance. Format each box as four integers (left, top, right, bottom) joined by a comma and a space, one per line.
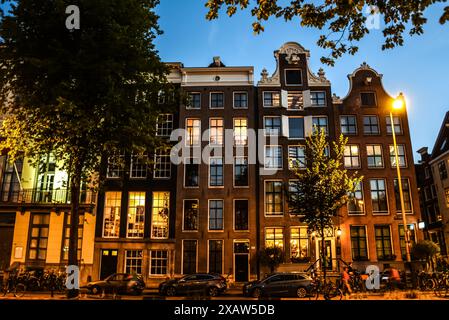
0, 189, 96, 208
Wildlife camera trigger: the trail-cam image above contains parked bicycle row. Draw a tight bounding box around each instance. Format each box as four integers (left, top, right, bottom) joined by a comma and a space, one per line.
1, 269, 67, 297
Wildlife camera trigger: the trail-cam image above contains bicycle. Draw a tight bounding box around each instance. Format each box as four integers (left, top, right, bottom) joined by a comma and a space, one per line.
433, 271, 449, 298
1, 273, 26, 298
308, 277, 342, 300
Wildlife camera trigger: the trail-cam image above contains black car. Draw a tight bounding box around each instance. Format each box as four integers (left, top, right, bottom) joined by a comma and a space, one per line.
159, 273, 227, 297
243, 272, 313, 298
85, 273, 145, 295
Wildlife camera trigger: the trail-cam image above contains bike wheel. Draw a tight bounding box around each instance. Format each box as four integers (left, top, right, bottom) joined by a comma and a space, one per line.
14, 284, 25, 298
1, 285, 8, 297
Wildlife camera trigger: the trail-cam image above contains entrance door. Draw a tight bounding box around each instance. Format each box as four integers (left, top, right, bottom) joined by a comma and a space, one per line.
100, 249, 118, 280
235, 255, 249, 282
0, 213, 15, 270
318, 240, 333, 270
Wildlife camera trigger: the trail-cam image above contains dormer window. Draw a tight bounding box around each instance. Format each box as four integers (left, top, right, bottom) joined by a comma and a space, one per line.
361, 92, 377, 106
285, 69, 302, 85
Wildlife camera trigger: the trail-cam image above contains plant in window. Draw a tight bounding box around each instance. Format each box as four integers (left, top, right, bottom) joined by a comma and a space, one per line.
259, 246, 284, 273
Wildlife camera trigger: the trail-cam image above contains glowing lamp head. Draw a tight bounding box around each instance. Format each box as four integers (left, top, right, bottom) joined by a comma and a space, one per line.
393, 93, 405, 110
336, 228, 342, 237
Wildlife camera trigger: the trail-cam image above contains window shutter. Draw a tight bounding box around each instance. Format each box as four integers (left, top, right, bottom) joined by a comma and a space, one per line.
282, 115, 289, 137
303, 90, 311, 108
281, 90, 288, 108
304, 116, 313, 136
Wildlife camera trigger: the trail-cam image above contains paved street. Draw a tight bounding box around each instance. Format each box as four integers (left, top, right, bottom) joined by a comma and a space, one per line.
1, 288, 447, 301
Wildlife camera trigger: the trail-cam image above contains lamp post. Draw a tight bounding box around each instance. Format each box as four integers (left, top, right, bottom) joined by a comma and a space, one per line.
391, 93, 412, 264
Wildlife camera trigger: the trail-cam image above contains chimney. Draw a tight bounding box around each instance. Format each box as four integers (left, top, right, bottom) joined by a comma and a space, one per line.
213, 56, 221, 67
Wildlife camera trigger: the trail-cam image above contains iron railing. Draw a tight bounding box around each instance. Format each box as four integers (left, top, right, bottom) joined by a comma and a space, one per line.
0, 188, 96, 205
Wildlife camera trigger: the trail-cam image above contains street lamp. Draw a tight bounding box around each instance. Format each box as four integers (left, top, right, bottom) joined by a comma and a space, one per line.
391, 92, 412, 264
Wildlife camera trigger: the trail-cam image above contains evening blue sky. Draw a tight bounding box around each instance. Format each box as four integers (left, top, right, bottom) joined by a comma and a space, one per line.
155, 1, 449, 160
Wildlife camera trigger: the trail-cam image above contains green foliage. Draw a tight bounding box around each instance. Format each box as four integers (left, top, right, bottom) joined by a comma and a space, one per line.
411, 240, 440, 261
259, 246, 284, 273
0, 0, 172, 178
288, 129, 363, 236
204, 0, 449, 65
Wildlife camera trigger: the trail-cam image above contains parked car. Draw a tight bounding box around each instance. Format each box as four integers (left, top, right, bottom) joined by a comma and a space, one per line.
85, 273, 145, 295
159, 273, 227, 297
243, 272, 313, 298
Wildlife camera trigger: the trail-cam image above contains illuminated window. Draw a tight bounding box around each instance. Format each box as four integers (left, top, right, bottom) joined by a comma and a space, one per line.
265, 181, 283, 216
28, 213, 50, 260
103, 192, 121, 238
209, 118, 224, 145
186, 118, 201, 146
265, 227, 284, 248
263, 92, 280, 107
107, 152, 125, 178
290, 227, 309, 261
127, 192, 145, 239
125, 250, 143, 275
150, 250, 169, 275
344, 145, 360, 169
61, 212, 84, 261
389, 145, 407, 168
367, 145, 384, 168
151, 192, 170, 239
234, 118, 248, 145
348, 182, 364, 215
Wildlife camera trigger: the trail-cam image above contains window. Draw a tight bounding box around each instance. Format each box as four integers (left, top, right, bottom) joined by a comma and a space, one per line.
288, 92, 303, 110
28, 213, 50, 260
210, 92, 224, 108
150, 250, 168, 275
209, 157, 224, 187
61, 213, 84, 261
265, 146, 282, 169
186, 118, 201, 146
367, 145, 384, 168
106, 152, 125, 178
263, 92, 280, 107
156, 114, 174, 137
344, 145, 360, 169
265, 181, 283, 216
265, 228, 284, 248
103, 192, 121, 238
394, 178, 413, 213
288, 180, 300, 215
370, 179, 388, 214
288, 146, 305, 169
340, 116, 357, 135
363, 116, 379, 135
188, 92, 201, 109
425, 167, 431, 179
445, 188, 449, 208
35, 153, 55, 202
234, 157, 248, 187
375, 225, 393, 260
285, 69, 302, 85
182, 240, 197, 274
130, 153, 148, 179
361, 92, 377, 106
348, 182, 364, 215
234, 200, 248, 231
438, 161, 447, 180
125, 250, 143, 275
151, 192, 170, 239
386, 116, 402, 134
234, 92, 248, 108
311, 91, 326, 106
183, 200, 199, 231
399, 225, 416, 260
289, 117, 305, 139
350, 226, 368, 261
209, 200, 224, 231
234, 118, 248, 146
127, 192, 145, 239
158, 90, 166, 104
290, 227, 309, 261
264, 116, 281, 135
154, 149, 171, 179
209, 118, 224, 145
389, 145, 407, 168
312, 117, 328, 135
208, 240, 223, 274
0, 156, 23, 202
184, 158, 199, 187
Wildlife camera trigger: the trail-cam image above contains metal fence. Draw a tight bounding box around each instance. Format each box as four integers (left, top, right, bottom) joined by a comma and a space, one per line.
0, 189, 96, 205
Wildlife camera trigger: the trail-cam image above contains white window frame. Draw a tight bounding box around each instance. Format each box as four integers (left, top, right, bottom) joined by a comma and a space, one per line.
265, 227, 285, 248
389, 144, 408, 168
156, 113, 174, 137
210, 91, 225, 109
263, 116, 282, 136
264, 180, 284, 217
181, 239, 198, 274
287, 116, 304, 140
182, 199, 199, 232
183, 157, 200, 189
348, 181, 365, 215
208, 157, 224, 188
366, 144, 385, 169
310, 91, 327, 107
153, 149, 171, 179
187, 92, 201, 109
264, 145, 283, 170
207, 239, 224, 274
288, 145, 305, 170
370, 178, 390, 215
209, 117, 224, 146
150, 191, 170, 239
102, 191, 122, 238
233, 117, 248, 146
208, 199, 224, 232
284, 68, 303, 86
149, 250, 169, 276
185, 118, 201, 146
233, 156, 249, 188
126, 191, 145, 239
262, 91, 281, 108
344, 144, 361, 169
349, 225, 370, 261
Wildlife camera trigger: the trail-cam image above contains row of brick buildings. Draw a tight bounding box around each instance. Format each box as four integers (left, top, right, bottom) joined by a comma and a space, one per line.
0, 42, 432, 285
